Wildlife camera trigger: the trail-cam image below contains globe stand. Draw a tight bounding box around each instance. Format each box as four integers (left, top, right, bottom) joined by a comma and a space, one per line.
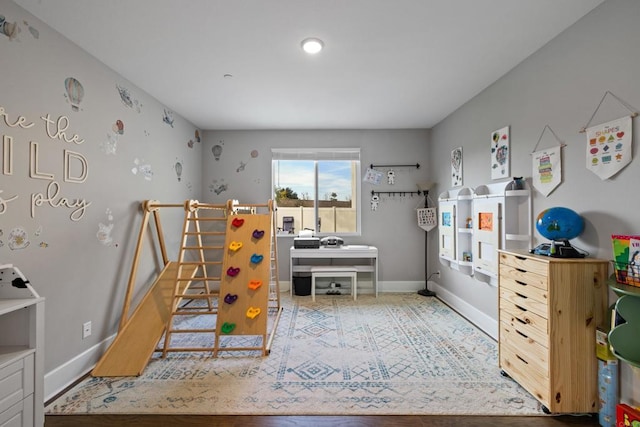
530, 239, 585, 258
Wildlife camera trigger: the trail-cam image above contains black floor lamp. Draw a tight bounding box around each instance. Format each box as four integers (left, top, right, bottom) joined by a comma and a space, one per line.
417, 182, 437, 297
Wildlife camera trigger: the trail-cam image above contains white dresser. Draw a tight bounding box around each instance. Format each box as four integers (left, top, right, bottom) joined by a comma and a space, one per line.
0, 265, 44, 427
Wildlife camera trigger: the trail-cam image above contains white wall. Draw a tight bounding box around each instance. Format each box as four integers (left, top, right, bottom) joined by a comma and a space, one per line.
1, 0, 202, 397
429, 0, 640, 404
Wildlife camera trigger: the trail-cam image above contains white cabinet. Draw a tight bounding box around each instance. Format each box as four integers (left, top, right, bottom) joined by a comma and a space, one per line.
438, 187, 474, 276
438, 181, 532, 286
0, 265, 44, 427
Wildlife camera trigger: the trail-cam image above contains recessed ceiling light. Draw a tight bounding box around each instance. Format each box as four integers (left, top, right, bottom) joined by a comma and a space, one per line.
301, 38, 324, 54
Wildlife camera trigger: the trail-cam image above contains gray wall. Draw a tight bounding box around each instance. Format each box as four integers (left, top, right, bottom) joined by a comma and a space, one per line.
429, 0, 639, 400
1, 0, 202, 390
201, 129, 431, 289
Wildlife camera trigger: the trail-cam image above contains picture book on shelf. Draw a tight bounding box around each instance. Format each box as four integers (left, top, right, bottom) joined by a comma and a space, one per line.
611, 234, 640, 286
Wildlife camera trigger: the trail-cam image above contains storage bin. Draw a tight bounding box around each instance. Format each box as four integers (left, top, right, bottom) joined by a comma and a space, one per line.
293, 276, 311, 296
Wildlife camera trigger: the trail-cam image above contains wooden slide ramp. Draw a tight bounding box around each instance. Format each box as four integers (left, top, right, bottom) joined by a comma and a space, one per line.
91, 262, 197, 377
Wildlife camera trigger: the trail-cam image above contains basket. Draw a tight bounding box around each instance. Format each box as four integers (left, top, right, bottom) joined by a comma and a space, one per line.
611, 260, 640, 287
417, 207, 437, 232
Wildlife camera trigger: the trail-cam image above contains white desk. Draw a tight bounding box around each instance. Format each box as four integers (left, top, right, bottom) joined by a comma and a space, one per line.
290, 245, 378, 297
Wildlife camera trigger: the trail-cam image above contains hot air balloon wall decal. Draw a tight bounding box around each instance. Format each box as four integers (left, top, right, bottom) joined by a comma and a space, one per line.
212, 143, 223, 161
64, 77, 84, 112
174, 158, 183, 182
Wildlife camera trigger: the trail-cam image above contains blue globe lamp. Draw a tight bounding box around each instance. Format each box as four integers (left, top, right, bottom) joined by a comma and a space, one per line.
532, 207, 586, 258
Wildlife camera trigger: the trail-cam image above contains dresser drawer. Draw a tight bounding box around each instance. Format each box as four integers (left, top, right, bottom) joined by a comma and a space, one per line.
500, 301, 548, 347
499, 252, 548, 277
500, 321, 549, 376
499, 264, 548, 292
0, 394, 33, 427
499, 287, 548, 319
500, 343, 550, 406
0, 353, 34, 415
500, 273, 548, 305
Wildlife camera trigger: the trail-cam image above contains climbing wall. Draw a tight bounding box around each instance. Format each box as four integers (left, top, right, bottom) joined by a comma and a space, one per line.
214, 213, 272, 355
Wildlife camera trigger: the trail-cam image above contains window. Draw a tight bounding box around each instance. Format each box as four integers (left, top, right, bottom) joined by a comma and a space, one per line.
272, 148, 361, 236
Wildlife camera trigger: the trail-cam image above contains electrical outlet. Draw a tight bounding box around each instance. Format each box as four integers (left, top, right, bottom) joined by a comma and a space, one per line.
82, 321, 92, 339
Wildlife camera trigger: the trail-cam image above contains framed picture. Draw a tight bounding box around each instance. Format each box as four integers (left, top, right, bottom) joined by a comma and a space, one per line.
451, 147, 463, 187
491, 126, 510, 180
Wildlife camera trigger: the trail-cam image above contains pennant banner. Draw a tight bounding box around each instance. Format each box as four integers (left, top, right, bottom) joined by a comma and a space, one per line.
586, 116, 632, 180
532, 146, 562, 197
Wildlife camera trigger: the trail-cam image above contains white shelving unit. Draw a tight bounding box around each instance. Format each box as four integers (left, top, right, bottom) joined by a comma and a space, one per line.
0, 265, 44, 427
438, 181, 532, 287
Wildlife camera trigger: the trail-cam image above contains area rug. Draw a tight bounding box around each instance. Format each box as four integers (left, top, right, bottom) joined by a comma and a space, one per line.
46, 293, 543, 415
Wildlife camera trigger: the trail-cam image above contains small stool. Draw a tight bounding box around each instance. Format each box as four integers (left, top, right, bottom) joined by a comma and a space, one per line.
310, 266, 357, 301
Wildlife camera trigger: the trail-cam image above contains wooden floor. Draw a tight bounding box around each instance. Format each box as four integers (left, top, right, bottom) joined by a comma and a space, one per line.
45, 413, 599, 426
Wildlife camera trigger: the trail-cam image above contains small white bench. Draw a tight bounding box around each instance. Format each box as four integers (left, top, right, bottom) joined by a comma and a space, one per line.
310, 266, 357, 301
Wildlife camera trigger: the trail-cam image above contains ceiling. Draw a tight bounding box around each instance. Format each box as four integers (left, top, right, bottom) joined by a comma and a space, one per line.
14, 0, 605, 130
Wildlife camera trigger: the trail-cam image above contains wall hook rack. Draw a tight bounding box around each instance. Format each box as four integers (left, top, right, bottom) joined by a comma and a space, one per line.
370, 163, 420, 169
371, 190, 422, 197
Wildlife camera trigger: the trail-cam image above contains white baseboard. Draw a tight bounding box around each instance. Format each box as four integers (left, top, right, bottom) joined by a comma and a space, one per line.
44, 334, 115, 401
429, 281, 498, 340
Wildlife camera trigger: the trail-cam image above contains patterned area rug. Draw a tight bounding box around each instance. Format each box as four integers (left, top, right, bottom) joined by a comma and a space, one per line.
46, 293, 543, 415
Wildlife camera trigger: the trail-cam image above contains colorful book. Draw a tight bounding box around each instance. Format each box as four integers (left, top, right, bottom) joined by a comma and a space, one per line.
611, 235, 640, 286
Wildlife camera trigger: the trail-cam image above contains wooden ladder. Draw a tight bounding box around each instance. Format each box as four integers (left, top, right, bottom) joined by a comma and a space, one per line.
160, 200, 228, 357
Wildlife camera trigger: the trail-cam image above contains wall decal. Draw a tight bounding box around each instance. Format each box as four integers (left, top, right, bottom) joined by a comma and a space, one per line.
96, 208, 117, 247
0, 229, 3, 247
195, 130, 201, 143
490, 126, 510, 180
0, 190, 18, 214
64, 77, 84, 112
116, 84, 142, 112
174, 158, 183, 182
212, 142, 223, 160
162, 109, 174, 127
101, 120, 125, 155
236, 161, 246, 172
209, 179, 228, 195
34, 225, 42, 236
23, 20, 39, 39
31, 181, 91, 221
39, 242, 48, 248
451, 147, 463, 187
0, 14, 20, 40
63, 149, 89, 183
251, 149, 259, 158
132, 158, 153, 181
8, 226, 29, 250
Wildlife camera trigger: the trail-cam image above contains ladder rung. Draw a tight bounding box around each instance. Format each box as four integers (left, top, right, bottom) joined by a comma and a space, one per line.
159, 347, 215, 353
175, 277, 220, 281
184, 231, 226, 235
174, 293, 218, 299
167, 328, 216, 334
178, 261, 222, 265
181, 246, 224, 250
187, 217, 225, 221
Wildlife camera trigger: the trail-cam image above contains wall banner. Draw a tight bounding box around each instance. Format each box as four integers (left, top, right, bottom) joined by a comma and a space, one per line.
586, 116, 632, 180
532, 145, 561, 197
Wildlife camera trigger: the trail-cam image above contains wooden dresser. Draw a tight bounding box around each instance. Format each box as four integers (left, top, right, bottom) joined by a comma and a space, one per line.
497, 250, 608, 414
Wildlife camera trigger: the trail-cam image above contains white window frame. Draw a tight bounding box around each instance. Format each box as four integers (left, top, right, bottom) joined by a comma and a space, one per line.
271, 148, 361, 237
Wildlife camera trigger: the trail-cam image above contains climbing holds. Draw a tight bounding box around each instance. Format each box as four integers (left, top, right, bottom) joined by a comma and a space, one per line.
223, 293, 238, 304
250, 253, 264, 264
248, 280, 262, 290
246, 307, 261, 319
226, 266, 240, 277
229, 241, 243, 251
252, 229, 265, 239
231, 218, 245, 228
221, 322, 236, 334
